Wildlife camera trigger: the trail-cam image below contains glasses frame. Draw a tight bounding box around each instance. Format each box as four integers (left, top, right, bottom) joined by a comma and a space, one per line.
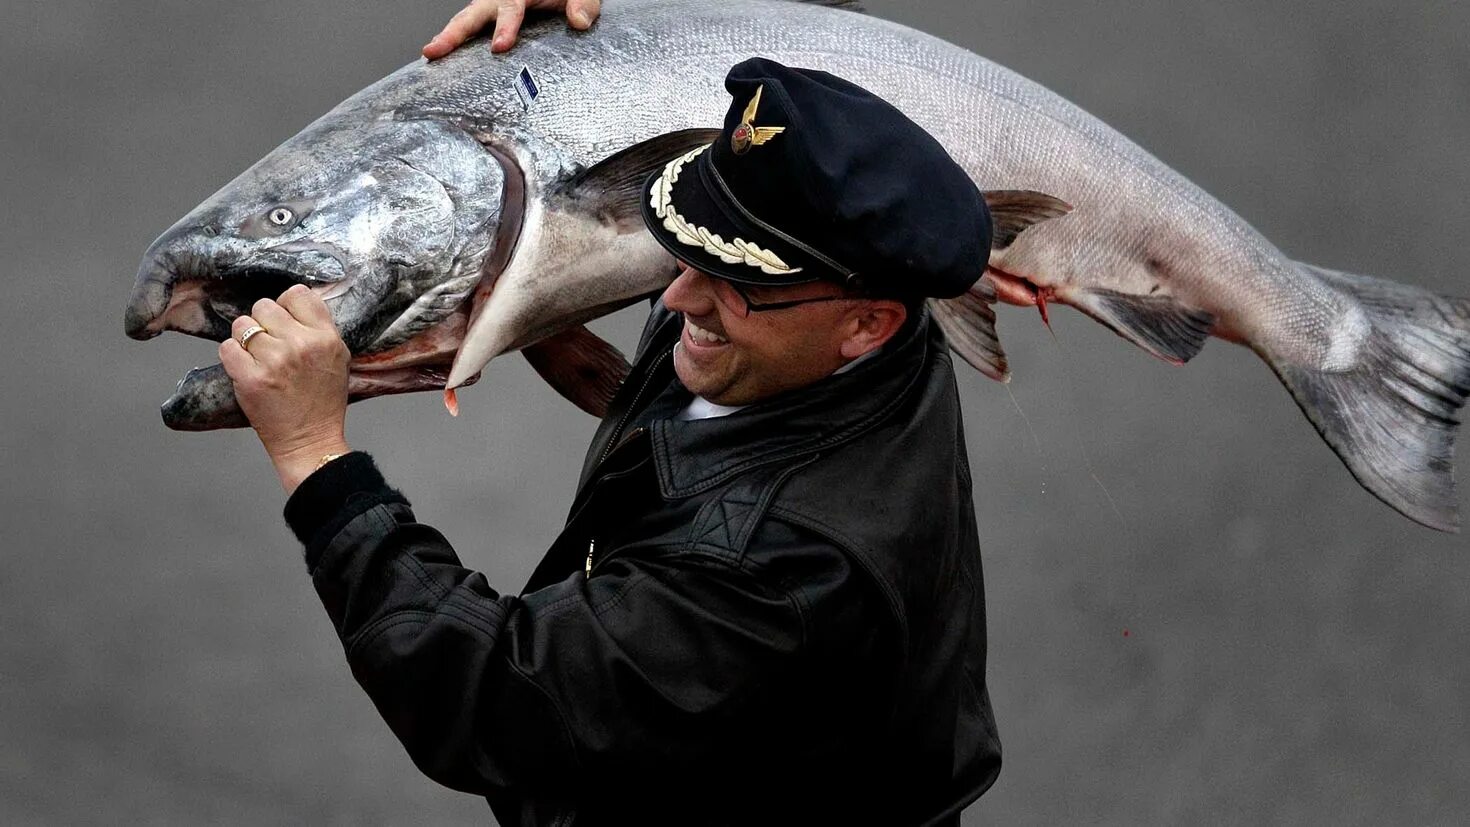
721, 279, 856, 316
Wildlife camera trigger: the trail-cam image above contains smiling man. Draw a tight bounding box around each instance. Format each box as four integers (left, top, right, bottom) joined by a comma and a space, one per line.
225, 58, 1004, 825
661, 265, 903, 407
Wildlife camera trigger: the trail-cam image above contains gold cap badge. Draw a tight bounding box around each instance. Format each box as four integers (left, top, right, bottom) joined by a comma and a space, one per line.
730, 85, 786, 155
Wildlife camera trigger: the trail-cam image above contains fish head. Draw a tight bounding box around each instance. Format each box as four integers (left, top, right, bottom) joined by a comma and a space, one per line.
125, 114, 510, 429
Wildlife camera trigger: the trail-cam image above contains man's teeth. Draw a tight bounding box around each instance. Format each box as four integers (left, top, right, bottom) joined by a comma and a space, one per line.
688, 320, 729, 344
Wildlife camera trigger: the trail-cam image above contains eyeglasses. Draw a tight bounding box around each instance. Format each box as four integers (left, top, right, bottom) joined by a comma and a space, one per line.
716, 277, 855, 317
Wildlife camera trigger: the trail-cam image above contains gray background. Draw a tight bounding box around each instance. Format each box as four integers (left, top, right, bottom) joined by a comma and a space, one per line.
2, 0, 1467, 823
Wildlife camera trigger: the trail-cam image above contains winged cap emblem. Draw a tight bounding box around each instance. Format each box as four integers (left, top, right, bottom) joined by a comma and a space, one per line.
730, 85, 786, 155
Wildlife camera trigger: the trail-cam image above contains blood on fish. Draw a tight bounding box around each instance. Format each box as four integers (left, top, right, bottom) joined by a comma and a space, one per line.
444, 388, 460, 417
985, 265, 1055, 330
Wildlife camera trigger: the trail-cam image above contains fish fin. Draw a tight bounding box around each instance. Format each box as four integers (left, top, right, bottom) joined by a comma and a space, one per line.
929, 278, 1010, 382
561, 128, 723, 229
1269, 263, 1470, 532
982, 190, 1072, 250
791, 0, 866, 10
1065, 287, 1215, 365
521, 325, 632, 418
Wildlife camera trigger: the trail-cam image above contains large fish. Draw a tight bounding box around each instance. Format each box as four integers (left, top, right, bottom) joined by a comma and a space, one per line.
123, 0, 1470, 531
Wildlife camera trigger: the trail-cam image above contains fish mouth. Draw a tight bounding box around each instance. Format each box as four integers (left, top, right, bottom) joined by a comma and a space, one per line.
127, 250, 486, 431
125, 260, 341, 429
126, 267, 307, 343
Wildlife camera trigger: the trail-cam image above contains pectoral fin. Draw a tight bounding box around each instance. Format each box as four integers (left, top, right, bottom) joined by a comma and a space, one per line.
559, 128, 723, 228
1066, 288, 1216, 365
982, 190, 1072, 249
522, 325, 631, 418
447, 132, 711, 394
930, 277, 1010, 382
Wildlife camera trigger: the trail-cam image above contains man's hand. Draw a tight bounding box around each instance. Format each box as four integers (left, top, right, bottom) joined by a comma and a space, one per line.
220, 284, 352, 495
423, 0, 601, 59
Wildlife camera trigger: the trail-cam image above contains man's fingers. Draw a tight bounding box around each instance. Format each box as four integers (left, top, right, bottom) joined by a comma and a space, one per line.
218, 337, 260, 381
444, 0, 501, 42
423, 0, 501, 59
219, 333, 269, 390
231, 314, 263, 342
276, 284, 336, 331
425, 0, 598, 59
227, 315, 275, 363
566, 0, 600, 29
249, 297, 303, 340
421, 39, 453, 61
491, 1, 526, 53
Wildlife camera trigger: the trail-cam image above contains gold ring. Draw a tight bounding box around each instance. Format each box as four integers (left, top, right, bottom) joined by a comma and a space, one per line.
238, 325, 267, 350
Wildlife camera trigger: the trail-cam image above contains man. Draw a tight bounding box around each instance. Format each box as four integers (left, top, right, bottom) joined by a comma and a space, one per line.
221, 26, 1000, 827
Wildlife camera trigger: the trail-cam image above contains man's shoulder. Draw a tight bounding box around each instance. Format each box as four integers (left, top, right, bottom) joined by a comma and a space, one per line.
765, 420, 968, 547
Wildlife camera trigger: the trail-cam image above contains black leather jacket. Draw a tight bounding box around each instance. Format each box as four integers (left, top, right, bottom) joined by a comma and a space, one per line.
284, 303, 999, 825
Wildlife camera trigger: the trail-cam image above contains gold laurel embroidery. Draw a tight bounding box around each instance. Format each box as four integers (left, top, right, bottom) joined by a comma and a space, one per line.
648, 147, 802, 276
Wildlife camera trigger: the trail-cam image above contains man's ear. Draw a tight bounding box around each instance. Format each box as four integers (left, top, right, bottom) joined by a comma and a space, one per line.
840, 300, 908, 360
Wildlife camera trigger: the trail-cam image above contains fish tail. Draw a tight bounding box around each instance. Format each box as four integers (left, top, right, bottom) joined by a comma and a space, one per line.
1267, 262, 1470, 532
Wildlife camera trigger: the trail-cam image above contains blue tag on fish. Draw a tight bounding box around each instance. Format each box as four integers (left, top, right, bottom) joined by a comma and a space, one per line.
515, 66, 540, 111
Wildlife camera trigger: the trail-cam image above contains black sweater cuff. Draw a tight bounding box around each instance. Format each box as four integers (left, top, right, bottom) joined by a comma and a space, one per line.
282, 451, 408, 558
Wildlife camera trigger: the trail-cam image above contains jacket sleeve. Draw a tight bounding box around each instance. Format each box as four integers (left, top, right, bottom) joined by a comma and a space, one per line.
282, 451, 820, 796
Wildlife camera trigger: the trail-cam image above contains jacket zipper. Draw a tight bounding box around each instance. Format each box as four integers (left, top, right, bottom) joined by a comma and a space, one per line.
582, 427, 647, 578
583, 348, 670, 579
596, 348, 671, 469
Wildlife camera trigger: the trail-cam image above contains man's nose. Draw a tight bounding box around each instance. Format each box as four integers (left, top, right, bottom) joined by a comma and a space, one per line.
662, 266, 717, 315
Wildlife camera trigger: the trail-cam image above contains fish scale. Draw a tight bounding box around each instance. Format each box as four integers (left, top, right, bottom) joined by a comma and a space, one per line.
124, 0, 1470, 531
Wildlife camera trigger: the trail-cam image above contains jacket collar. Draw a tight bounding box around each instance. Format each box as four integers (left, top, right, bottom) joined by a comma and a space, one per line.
645, 308, 936, 499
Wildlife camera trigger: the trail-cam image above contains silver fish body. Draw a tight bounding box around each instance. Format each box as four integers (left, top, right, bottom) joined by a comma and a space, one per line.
124, 0, 1470, 530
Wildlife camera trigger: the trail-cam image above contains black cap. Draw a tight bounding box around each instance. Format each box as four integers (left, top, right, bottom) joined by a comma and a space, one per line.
641, 57, 992, 300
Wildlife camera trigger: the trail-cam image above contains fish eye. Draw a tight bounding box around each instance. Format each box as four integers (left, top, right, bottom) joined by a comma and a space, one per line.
268, 207, 295, 227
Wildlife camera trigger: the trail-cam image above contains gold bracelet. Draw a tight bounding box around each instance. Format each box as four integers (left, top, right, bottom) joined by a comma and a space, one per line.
316, 452, 347, 471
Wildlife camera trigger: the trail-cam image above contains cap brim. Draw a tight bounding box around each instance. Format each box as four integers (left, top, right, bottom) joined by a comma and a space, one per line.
640, 146, 833, 287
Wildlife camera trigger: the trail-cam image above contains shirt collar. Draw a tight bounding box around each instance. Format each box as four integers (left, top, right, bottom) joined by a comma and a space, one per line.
649, 310, 936, 498
675, 345, 885, 422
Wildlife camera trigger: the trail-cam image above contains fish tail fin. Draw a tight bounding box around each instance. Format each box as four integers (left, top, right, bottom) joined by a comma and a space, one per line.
930, 277, 1009, 382
1268, 262, 1470, 532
